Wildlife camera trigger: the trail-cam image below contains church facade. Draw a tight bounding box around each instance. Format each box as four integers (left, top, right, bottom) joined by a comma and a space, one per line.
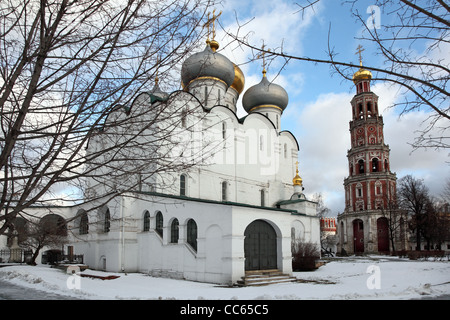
0, 31, 320, 285
69, 37, 320, 285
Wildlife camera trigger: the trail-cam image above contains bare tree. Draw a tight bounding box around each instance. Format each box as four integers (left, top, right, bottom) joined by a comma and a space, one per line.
380, 194, 407, 252
0, 0, 217, 235
442, 177, 450, 203
421, 198, 450, 250
19, 215, 68, 265
226, 0, 449, 150
397, 174, 431, 250
311, 192, 331, 218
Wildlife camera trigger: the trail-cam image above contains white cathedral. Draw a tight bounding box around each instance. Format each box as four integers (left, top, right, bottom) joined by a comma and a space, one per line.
1, 36, 321, 285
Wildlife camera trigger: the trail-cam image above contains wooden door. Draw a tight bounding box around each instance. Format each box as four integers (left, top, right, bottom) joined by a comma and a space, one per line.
353, 219, 364, 253
377, 217, 390, 252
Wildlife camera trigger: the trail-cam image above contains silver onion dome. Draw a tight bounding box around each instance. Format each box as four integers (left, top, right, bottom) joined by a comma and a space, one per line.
181, 43, 235, 89
242, 75, 289, 113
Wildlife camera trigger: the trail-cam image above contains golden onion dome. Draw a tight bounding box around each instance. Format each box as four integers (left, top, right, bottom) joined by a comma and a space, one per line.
352, 67, 372, 84
230, 64, 245, 95
292, 161, 303, 187
293, 174, 303, 187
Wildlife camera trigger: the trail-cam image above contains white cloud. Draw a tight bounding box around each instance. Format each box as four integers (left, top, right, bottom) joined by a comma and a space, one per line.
293, 91, 353, 214
218, 0, 322, 80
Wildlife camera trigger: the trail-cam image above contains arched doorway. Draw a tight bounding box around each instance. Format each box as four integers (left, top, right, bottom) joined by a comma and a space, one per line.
377, 217, 390, 252
244, 220, 277, 271
352, 219, 364, 253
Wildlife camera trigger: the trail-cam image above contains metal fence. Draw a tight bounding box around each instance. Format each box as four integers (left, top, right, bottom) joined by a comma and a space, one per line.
41, 251, 84, 265
0, 249, 32, 264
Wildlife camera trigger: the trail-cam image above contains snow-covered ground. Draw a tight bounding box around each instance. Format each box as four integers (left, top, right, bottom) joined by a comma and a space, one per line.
0, 256, 449, 300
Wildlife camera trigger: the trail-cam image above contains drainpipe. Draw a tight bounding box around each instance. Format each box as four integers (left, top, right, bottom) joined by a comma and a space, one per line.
121, 196, 125, 273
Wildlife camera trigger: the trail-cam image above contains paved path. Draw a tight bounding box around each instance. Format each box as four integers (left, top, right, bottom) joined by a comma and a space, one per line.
0, 279, 80, 300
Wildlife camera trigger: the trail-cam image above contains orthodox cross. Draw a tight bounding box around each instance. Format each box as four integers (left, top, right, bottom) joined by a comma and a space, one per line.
203, 10, 222, 41
154, 55, 160, 85
257, 41, 271, 75
356, 44, 364, 66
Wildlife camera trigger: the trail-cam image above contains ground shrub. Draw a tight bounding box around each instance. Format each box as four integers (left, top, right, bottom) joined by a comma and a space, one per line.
292, 241, 320, 271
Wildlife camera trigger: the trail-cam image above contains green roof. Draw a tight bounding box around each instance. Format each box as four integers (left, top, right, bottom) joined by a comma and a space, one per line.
135, 191, 304, 215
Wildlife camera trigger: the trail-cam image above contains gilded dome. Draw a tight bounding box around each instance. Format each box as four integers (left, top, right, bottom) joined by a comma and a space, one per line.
181, 42, 235, 89
352, 67, 372, 84
230, 64, 245, 95
242, 73, 288, 113
292, 161, 303, 186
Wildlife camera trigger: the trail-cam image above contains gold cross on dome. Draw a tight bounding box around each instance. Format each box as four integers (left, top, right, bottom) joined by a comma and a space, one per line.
257, 41, 271, 75
356, 44, 365, 66
203, 9, 222, 41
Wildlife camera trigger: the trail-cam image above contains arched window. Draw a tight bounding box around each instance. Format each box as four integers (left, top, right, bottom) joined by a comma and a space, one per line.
358, 103, 363, 114
375, 181, 382, 195
372, 158, 379, 172
187, 219, 197, 251
356, 183, 363, 198
40, 214, 67, 236
222, 121, 226, 140
79, 212, 89, 235
170, 218, 179, 243
180, 174, 186, 196
358, 159, 365, 174
155, 211, 163, 237
104, 208, 111, 233
181, 109, 187, 128
143, 211, 150, 232
221, 181, 227, 202
367, 102, 372, 114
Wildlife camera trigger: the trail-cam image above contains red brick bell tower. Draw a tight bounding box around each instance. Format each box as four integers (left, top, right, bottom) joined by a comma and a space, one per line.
337, 46, 397, 254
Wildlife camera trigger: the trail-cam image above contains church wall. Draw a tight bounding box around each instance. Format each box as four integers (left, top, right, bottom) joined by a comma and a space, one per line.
147, 104, 299, 210
77, 192, 320, 285
230, 206, 321, 282
125, 194, 234, 284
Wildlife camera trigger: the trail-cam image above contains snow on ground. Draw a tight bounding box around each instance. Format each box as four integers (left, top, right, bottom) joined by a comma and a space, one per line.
0, 256, 449, 300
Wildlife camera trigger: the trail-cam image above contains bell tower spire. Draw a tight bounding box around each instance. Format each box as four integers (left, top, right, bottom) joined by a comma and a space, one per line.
337, 47, 398, 254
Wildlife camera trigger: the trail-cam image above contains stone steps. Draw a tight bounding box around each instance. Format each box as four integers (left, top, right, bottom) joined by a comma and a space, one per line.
236, 269, 297, 287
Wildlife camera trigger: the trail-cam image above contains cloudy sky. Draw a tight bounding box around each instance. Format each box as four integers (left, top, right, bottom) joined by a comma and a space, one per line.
212, 0, 449, 215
